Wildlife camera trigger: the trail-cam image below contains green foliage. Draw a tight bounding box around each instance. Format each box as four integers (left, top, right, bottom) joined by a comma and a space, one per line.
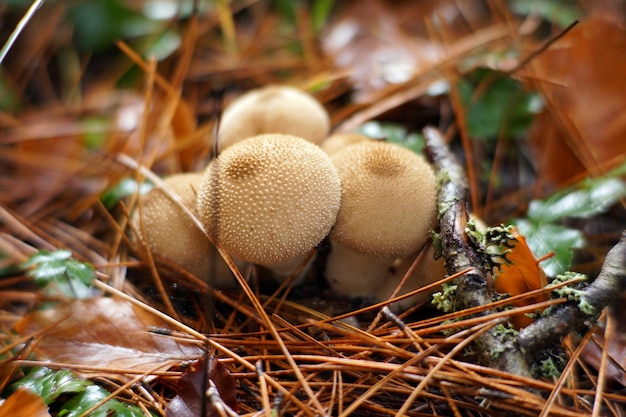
513, 220, 584, 278
431, 283, 458, 312
22, 250, 96, 299
101, 178, 153, 210
11, 367, 149, 416
512, 176, 626, 277
466, 222, 516, 273
0, 70, 19, 111
537, 355, 565, 378
359, 121, 426, 155
527, 178, 626, 221
511, 0, 582, 28
458, 68, 543, 141
69, 0, 155, 52
548, 272, 594, 314
272, 0, 335, 33
13, 368, 91, 403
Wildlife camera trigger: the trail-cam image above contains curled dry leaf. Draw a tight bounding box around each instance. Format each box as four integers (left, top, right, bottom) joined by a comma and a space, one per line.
14, 297, 204, 379
166, 357, 238, 417
493, 227, 549, 329
0, 388, 50, 417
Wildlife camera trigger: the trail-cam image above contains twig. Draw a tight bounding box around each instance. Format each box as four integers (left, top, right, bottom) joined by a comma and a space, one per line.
423, 126, 533, 378
423, 125, 626, 385
518, 231, 626, 354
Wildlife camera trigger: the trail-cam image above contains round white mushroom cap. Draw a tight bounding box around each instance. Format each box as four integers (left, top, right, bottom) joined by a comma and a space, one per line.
217, 85, 330, 152
330, 141, 438, 259
131, 173, 246, 287
197, 133, 341, 266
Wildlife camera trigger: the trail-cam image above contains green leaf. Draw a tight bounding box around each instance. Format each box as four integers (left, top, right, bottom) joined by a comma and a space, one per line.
12, 368, 150, 416
311, 0, 335, 32
359, 121, 426, 155
22, 250, 96, 298
513, 219, 585, 277
24, 249, 73, 266
459, 68, 542, 141
12, 368, 90, 403
100, 178, 153, 210
80, 116, 110, 150
510, 0, 582, 28
59, 385, 147, 417
69, 0, 161, 52
528, 178, 626, 222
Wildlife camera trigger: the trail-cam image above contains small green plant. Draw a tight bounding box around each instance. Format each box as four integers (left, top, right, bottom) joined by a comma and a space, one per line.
359, 121, 426, 155
100, 177, 153, 209
432, 283, 458, 313
10, 367, 151, 417
466, 222, 516, 274
548, 271, 594, 314
22, 249, 97, 299
512, 174, 626, 277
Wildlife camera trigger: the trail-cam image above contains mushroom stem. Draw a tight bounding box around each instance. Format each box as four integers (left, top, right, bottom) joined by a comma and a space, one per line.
377, 245, 446, 312
325, 241, 396, 298
326, 241, 445, 311
260, 252, 314, 284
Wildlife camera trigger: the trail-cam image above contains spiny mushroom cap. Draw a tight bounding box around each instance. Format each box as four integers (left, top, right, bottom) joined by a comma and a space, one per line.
197, 133, 341, 265
330, 141, 437, 259
217, 85, 330, 151
131, 173, 209, 276
320, 133, 371, 156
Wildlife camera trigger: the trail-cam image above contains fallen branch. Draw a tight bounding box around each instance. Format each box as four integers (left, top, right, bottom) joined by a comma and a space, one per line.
423, 125, 626, 381
518, 230, 626, 353
423, 126, 533, 378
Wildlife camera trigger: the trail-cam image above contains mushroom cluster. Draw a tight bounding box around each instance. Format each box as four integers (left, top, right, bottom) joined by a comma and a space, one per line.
131, 84, 443, 312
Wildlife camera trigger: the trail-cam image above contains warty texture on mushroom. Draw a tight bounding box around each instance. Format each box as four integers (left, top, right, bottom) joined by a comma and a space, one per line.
197, 133, 342, 279
217, 85, 330, 152
131, 173, 248, 289
325, 141, 442, 311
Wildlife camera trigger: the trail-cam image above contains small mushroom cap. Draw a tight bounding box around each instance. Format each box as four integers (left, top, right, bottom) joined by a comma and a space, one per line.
131, 173, 245, 287
320, 133, 371, 156
330, 141, 437, 259
197, 133, 341, 266
217, 85, 330, 151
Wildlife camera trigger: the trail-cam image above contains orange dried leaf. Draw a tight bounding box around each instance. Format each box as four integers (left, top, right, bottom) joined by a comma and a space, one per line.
0, 388, 50, 417
14, 297, 203, 378
493, 228, 549, 329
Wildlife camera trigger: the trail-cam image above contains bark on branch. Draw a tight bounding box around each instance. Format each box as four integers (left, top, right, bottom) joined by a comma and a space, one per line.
518, 231, 626, 353
423, 126, 533, 378
423, 126, 626, 378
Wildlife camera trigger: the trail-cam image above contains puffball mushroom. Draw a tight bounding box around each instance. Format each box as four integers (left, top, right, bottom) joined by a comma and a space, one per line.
197, 133, 342, 277
320, 133, 371, 156
326, 141, 439, 309
217, 85, 330, 152
131, 173, 247, 288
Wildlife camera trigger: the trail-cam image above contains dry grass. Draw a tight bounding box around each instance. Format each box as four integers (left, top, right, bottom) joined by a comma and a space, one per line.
1, 0, 625, 416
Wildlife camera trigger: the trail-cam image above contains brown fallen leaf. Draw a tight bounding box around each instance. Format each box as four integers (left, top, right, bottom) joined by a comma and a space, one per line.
0, 388, 51, 417
321, 0, 442, 103
166, 357, 238, 417
493, 227, 549, 329
526, 15, 626, 186
14, 297, 204, 379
